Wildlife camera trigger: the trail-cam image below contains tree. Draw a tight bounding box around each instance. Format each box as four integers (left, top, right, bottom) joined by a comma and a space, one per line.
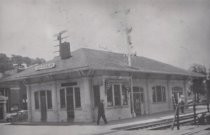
189, 64, 207, 102
0, 53, 13, 73
11, 55, 24, 66
0, 53, 46, 73
11, 55, 46, 67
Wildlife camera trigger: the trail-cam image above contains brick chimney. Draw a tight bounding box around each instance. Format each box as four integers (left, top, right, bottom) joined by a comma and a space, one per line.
59, 42, 71, 59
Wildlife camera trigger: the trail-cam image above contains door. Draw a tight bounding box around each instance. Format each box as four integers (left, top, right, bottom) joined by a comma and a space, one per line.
133, 87, 144, 116
66, 87, 74, 121
0, 104, 3, 119
40, 91, 47, 122
133, 93, 142, 116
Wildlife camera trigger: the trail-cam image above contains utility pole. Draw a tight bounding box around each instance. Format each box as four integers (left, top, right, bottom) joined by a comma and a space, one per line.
113, 8, 135, 117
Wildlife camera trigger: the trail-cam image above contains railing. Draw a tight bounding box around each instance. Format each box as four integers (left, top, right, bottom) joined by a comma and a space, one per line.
171, 102, 210, 130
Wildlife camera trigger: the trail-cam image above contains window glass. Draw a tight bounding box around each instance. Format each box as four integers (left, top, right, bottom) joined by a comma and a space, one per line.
133, 87, 139, 92
107, 86, 113, 106
156, 86, 162, 102
34, 91, 39, 109
122, 85, 128, 105
75, 87, 81, 108
152, 86, 166, 103
93, 85, 100, 107
114, 85, 121, 106
152, 87, 156, 102
60, 89, 66, 108
47, 90, 52, 109
162, 87, 166, 102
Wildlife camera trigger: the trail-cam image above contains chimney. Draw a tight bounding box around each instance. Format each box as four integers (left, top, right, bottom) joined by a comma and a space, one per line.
59, 42, 71, 59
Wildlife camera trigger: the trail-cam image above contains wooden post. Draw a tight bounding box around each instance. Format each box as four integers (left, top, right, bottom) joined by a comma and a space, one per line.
176, 104, 180, 130
193, 103, 196, 124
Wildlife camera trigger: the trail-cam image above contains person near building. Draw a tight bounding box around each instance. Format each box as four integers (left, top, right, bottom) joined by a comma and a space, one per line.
97, 99, 107, 125
179, 95, 185, 113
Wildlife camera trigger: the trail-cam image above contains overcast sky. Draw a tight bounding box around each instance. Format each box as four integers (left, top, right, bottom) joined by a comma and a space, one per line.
0, 0, 210, 70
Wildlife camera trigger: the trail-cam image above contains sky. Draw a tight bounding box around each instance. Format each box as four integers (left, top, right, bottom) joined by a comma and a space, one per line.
0, 0, 210, 70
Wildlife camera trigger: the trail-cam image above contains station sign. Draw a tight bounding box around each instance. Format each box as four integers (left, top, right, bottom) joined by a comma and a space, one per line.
35, 63, 56, 71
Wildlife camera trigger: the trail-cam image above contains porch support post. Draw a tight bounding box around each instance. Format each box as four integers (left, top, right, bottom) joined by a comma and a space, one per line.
167, 79, 172, 110
82, 77, 93, 122
130, 75, 135, 117
53, 80, 60, 122
146, 77, 150, 114
26, 84, 32, 122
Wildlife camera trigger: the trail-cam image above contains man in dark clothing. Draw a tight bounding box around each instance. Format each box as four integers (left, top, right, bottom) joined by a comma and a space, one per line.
97, 100, 107, 125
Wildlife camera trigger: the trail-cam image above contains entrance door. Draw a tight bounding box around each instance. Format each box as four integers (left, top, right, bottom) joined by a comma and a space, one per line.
133, 93, 142, 116
40, 91, 47, 122
133, 87, 144, 116
0, 104, 3, 119
66, 87, 74, 121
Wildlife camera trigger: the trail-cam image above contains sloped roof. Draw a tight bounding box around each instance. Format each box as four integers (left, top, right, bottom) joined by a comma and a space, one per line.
0, 48, 204, 82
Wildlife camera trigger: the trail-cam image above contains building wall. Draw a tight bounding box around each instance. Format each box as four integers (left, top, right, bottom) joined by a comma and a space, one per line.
28, 77, 94, 122
133, 79, 148, 115
169, 79, 186, 109
147, 79, 169, 114
29, 81, 57, 122
96, 76, 132, 121
26, 74, 187, 123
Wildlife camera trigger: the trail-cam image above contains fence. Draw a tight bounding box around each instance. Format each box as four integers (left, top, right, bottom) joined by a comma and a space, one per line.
171, 102, 210, 130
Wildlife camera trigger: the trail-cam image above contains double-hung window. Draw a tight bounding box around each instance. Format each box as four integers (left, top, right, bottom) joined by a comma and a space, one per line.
34, 90, 52, 110
59, 87, 81, 108
107, 84, 128, 107
152, 85, 166, 103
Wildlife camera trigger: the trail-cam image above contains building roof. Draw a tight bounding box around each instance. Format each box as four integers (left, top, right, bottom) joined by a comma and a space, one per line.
0, 48, 204, 82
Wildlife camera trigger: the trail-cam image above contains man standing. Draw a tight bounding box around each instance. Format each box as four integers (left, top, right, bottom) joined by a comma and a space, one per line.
97, 99, 107, 125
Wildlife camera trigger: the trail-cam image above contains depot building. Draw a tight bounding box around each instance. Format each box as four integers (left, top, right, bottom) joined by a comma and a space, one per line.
0, 46, 203, 122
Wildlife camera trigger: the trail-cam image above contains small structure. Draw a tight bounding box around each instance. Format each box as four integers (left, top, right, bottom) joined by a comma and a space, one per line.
0, 94, 8, 120
0, 48, 204, 123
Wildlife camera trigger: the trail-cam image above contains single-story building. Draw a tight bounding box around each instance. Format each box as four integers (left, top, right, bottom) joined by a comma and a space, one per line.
0, 48, 203, 122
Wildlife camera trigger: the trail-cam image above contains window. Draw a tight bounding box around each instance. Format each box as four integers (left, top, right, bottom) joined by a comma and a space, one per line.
107, 83, 128, 106
60, 89, 66, 108
107, 86, 113, 106
133, 87, 144, 103
47, 91, 52, 109
152, 85, 166, 103
74, 87, 81, 108
60, 87, 81, 108
114, 85, 121, 106
93, 85, 100, 107
34, 91, 39, 109
122, 85, 128, 105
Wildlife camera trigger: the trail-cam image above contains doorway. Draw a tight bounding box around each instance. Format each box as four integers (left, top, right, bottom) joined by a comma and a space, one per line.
40, 91, 47, 122
66, 87, 74, 121
172, 87, 183, 105
133, 87, 144, 116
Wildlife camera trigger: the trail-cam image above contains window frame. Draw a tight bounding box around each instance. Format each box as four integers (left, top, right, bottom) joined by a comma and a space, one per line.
34, 90, 53, 110
152, 85, 166, 103
74, 87, 81, 108
107, 83, 128, 107
59, 86, 82, 109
